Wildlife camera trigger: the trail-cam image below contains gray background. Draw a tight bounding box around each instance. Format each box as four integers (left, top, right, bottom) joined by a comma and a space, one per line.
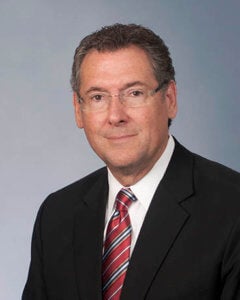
1, 0, 239, 299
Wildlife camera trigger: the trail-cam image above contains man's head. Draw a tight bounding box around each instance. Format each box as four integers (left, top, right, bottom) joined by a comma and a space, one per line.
71, 23, 175, 112
71, 24, 177, 185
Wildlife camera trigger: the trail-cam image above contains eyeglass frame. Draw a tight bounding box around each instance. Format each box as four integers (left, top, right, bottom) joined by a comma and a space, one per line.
76, 80, 169, 112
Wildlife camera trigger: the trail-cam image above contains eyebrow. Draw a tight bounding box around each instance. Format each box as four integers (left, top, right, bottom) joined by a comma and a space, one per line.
85, 87, 108, 94
84, 81, 146, 95
121, 81, 146, 90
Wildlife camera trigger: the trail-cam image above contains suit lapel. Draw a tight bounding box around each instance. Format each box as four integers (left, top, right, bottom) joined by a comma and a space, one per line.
73, 169, 108, 300
121, 141, 194, 299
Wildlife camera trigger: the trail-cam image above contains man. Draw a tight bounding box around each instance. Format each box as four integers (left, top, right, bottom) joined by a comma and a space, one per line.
22, 24, 240, 299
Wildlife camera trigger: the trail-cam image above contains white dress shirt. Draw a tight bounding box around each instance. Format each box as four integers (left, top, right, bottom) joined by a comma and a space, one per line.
104, 135, 175, 255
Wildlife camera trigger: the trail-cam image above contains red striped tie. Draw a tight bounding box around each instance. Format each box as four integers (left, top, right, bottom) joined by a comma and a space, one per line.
102, 188, 137, 300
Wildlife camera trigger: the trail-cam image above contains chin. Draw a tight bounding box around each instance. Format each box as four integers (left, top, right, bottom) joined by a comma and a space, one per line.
106, 158, 142, 174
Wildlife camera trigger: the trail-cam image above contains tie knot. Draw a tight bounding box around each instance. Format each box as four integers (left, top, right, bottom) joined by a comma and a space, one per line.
115, 188, 137, 211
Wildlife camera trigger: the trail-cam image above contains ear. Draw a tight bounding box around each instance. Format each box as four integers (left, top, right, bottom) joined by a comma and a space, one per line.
73, 92, 84, 128
165, 80, 178, 120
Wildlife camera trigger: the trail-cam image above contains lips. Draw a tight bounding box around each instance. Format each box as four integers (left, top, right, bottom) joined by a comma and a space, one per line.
107, 134, 136, 139
102, 133, 138, 146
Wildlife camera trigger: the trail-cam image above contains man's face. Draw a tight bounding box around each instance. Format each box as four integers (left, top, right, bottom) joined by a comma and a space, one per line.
73, 46, 177, 185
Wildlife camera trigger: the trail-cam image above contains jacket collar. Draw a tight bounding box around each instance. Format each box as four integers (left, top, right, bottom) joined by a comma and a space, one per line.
121, 139, 194, 299
73, 168, 108, 300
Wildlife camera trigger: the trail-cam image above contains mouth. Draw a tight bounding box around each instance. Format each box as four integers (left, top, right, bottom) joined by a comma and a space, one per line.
106, 133, 137, 142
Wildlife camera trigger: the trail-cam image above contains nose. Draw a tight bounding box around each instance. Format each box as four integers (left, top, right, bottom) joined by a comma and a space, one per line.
107, 95, 128, 126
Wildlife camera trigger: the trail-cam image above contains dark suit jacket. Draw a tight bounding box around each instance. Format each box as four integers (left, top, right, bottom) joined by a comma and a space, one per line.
22, 140, 240, 299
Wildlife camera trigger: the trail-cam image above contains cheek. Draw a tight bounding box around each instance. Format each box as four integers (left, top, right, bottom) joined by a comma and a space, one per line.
137, 106, 165, 129
82, 113, 103, 134
82, 118, 106, 150
84, 125, 100, 145
140, 107, 169, 138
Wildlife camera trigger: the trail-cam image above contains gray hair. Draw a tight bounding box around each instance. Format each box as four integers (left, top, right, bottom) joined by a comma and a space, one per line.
70, 23, 175, 96
70, 23, 175, 126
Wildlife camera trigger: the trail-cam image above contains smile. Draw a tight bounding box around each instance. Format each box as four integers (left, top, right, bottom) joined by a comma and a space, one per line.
106, 134, 137, 141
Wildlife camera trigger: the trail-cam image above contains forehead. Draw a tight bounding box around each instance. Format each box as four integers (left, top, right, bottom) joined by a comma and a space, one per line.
79, 46, 157, 89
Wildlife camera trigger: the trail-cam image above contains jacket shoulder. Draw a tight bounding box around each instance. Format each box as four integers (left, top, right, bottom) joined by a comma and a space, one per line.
40, 167, 108, 213
192, 152, 240, 191
53, 166, 107, 194
174, 138, 240, 188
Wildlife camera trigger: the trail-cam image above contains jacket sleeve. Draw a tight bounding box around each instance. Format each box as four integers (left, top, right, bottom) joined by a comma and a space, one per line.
22, 203, 48, 300
221, 217, 240, 299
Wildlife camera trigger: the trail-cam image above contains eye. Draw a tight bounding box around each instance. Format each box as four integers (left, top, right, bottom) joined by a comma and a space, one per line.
129, 90, 144, 97
90, 94, 105, 102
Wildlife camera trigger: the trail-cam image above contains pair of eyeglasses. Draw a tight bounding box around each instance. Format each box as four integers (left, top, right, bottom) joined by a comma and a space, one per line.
78, 81, 168, 112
